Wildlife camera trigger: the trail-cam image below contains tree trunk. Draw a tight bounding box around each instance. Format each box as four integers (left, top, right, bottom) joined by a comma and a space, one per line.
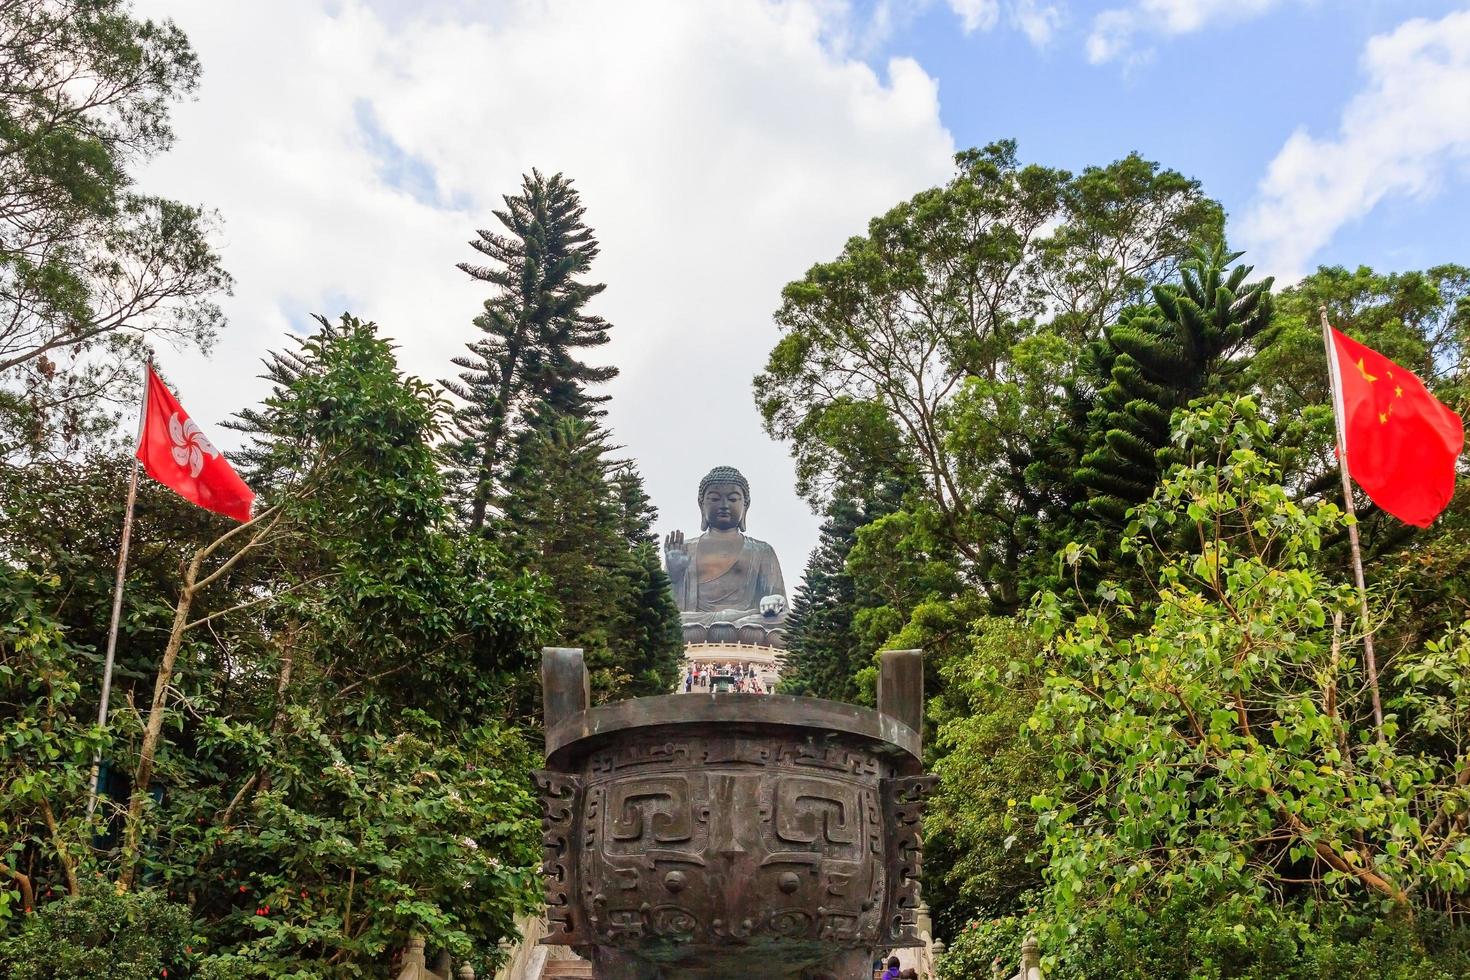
118, 552, 199, 891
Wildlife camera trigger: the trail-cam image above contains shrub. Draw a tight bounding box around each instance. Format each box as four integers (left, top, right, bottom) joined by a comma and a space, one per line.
0, 884, 194, 980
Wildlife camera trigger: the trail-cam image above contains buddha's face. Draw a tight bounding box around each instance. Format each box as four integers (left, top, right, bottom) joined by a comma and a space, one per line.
701, 482, 747, 531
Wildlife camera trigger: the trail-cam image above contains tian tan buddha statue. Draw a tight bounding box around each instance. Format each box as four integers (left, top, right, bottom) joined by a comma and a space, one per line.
664, 465, 788, 646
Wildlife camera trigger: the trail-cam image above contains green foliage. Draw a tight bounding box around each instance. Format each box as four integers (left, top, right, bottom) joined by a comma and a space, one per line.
780, 481, 905, 702
1031, 399, 1470, 942
188, 713, 540, 978
1, 315, 554, 970
1076, 245, 1275, 525
924, 619, 1047, 935
0, 566, 104, 920
0, 0, 230, 457
940, 895, 1470, 980
443, 169, 616, 529
0, 884, 194, 980
496, 415, 682, 703
756, 141, 1221, 607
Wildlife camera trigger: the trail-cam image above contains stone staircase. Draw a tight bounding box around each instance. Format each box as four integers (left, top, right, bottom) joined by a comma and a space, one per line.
538, 959, 592, 979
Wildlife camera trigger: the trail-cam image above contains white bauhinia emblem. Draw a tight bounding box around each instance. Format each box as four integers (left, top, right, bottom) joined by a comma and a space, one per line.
168, 412, 220, 478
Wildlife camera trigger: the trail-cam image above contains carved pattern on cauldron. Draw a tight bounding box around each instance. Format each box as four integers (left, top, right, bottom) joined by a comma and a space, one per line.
532, 769, 583, 942
567, 733, 896, 949
881, 773, 939, 944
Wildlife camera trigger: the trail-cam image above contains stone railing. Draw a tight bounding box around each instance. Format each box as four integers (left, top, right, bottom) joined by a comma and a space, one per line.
991, 934, 1042, 980
394, 935, 477, 980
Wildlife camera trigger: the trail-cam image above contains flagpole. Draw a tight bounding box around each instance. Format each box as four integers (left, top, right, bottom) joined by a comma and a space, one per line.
1320, 307, 1386, 742
86, 359, 148, 818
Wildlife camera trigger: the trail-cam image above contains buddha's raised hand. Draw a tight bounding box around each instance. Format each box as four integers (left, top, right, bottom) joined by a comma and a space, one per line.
663, 529, 690, 577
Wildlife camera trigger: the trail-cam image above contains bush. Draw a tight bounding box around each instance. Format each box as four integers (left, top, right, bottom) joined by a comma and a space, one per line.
0, 884, 194, 980
938, 896, 1470, 980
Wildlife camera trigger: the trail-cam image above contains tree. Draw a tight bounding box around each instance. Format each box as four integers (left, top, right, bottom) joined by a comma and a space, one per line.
1075, 244, 1275, 525
444, 170, 615, 529
0, 315, 555, 974
497, 414, 681, 702
780, 478, 905, 702
755, 142, 1223, 607
1030, 400, 1470, 950
924, 617, 1047, 936
0, 0, 230, 455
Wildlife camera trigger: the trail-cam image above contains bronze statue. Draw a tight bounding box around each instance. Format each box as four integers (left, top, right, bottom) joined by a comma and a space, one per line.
663, 466, 787, 632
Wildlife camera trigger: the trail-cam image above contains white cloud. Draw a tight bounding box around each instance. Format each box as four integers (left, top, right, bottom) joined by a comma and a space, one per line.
1241, 9, 1470, 281
947, 0, 1000, 34
945, 0, 1061, 45
1087, 0, 1292, 65
130, 0, 956, 581
1012, 0, 1064, 46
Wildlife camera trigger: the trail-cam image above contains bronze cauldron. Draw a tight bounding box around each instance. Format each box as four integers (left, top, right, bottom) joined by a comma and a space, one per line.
534, 647, 935, 979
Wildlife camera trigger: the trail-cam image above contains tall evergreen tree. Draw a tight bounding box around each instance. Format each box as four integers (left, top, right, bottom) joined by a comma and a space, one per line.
444, 170, 615, 530
497, 414, 681, 702
780, 478, 908, 702
1076, 245, 1276, 524
780, 495, 867, 702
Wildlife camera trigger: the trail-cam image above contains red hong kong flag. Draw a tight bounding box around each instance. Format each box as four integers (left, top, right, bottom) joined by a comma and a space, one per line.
1330, 327, 1464, 527
136, 365, 255, 522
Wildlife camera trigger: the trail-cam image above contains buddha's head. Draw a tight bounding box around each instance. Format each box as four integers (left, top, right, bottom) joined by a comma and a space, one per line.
698, 465, 750, 532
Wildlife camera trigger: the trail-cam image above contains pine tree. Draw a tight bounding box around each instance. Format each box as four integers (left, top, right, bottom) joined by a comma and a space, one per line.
497, 415, 681, 702
444, 170, 616, 530
780, 495, 866, 702
1076, 245, 1275, 524
780, 479, 906, 702
609, 465, 684, 696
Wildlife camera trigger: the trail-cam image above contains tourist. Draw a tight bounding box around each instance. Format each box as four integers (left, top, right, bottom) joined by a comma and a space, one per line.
684, 667, 693, 693
881, 956, 901, 980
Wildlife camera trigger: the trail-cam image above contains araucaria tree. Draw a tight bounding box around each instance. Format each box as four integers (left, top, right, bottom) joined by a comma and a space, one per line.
444, 169, 615, 529
1076, 245, 1275, 524
445, 170, 682, 701
497, 414, 682, 702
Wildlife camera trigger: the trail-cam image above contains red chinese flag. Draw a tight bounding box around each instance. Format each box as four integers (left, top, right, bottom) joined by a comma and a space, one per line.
136, 365, 255, 522
1330, 327, 1464, 527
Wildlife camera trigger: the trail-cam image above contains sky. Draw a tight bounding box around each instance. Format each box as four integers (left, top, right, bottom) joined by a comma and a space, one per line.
131, 0, 1470, 590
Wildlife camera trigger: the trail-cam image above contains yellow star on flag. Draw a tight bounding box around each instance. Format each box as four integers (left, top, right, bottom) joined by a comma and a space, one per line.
1356, 358, 1377, 383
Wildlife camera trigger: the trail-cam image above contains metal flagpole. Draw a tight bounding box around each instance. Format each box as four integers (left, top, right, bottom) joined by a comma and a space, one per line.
86, 359, 149, 818
1320, 307, 1386, 742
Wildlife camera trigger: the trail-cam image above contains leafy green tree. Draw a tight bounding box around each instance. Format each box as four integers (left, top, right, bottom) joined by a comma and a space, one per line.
0, 0, 230, 457
0, 882, 194, 980
444, 170, 615, 529
780, 476, 907, 702
923, 617, 1047, 935
756, 142, 1222, 609
0, 566, 100, 913
1075, 245, 1275, 525
1252, 263, 1470, 424
1, 315, 555, 974
1030, 399, 1470, 951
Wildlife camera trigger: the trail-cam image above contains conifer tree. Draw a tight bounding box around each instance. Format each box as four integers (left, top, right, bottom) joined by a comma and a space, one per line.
1076, 245, 1275, 523
780, 479, 906, 702
780, 495, 866, 702
444, 170, 615, 530
497, 415, 681, 701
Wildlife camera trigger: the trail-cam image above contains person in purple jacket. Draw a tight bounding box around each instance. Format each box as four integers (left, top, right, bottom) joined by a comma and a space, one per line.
882, 956, 902, 980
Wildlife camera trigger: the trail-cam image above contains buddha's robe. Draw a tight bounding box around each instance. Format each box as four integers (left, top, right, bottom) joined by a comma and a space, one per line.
670, 533, 786, 623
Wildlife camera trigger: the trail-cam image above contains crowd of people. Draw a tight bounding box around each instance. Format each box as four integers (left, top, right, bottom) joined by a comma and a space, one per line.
681, 661, 773, 694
